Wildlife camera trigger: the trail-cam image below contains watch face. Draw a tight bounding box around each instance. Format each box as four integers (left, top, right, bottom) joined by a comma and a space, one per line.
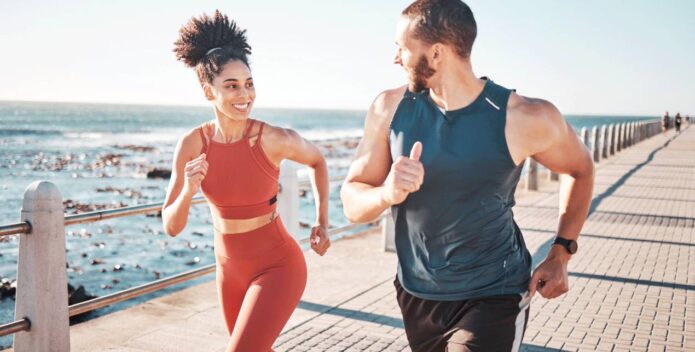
568, 240, 578, 254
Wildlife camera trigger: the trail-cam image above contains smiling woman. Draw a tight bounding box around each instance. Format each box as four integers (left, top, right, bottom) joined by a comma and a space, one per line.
162, 10, 332, 351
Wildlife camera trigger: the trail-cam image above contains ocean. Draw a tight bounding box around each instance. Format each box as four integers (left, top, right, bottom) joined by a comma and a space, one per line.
0, 100, 654, 348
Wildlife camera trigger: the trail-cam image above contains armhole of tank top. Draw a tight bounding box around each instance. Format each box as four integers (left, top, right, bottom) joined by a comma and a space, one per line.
198, 126, 208, 155
387, 90, 411, 143
499, 89, 523, 169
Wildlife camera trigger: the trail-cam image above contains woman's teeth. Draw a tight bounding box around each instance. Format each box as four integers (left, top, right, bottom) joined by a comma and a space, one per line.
233, 103, 250, 111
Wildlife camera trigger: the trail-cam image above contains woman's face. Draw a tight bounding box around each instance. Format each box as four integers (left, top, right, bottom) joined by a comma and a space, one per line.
205, 60, 256, 120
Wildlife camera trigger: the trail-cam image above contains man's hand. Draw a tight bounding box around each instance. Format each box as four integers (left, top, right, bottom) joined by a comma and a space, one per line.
381, 142, 424, 206
529, 245, 571, 299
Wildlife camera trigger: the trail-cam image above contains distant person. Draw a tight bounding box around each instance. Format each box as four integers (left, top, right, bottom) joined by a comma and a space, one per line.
662, 111, 671, 135
675, 113, 682, 133
162, 10, 331, 351
341, 0, 594, 350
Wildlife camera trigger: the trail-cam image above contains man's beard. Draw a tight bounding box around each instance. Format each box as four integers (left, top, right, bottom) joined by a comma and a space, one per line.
409, 55, 436, 93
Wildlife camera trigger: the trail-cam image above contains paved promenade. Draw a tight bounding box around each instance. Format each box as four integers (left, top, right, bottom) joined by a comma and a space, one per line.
24, 127, 694, 351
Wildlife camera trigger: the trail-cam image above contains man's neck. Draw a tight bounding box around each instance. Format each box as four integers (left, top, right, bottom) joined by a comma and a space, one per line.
428, 60, 486, 111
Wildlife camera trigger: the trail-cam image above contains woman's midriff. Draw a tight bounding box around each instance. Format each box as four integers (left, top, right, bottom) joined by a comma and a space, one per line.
211, 209, 278, 234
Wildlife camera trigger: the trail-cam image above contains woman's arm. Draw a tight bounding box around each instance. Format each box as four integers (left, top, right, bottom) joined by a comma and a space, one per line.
161, 130, 208, 237
268, 126, 330, 255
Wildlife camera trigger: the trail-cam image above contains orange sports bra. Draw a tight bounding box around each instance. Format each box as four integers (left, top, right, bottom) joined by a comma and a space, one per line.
199, 119, 280, 220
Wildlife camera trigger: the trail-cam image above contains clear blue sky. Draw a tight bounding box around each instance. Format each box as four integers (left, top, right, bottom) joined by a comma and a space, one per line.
0, 0, 693, 116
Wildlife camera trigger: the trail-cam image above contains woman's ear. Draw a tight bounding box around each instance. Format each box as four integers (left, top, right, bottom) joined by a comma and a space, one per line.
203, 84, 215, 101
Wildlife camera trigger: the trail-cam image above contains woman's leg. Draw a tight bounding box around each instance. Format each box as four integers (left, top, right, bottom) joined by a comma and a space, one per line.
226, 241, 307, 351
216, 259, 249, 335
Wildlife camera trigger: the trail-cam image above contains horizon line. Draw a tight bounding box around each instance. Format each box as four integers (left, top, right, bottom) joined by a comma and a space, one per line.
0, 98, 666, 118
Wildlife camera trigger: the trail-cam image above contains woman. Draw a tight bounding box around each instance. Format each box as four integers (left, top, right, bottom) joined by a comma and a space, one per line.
162, 10, 331, 351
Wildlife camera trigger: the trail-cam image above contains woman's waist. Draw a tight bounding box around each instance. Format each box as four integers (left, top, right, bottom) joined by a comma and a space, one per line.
211, 208, 279, 234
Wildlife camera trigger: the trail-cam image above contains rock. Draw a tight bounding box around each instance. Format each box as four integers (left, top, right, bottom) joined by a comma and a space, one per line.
0, 278, 17, 299
90, 258, 105, 265
185, 257, 201, 266
146, 168, 171, 179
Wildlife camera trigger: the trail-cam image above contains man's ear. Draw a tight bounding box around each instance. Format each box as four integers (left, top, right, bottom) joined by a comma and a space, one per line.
431, 43, 445, 65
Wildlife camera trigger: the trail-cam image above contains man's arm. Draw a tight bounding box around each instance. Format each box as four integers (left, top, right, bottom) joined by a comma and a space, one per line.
509, 95, 595, 299
341, 86, 425, 223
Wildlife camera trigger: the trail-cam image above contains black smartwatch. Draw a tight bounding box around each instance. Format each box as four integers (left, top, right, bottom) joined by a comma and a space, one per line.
553, 237, 578, 255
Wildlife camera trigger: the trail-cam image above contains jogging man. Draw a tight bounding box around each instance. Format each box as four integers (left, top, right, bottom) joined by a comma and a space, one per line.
341, 1, 594, 350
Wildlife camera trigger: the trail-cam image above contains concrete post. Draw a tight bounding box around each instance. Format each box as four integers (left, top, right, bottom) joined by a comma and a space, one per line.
382, 209, 395, 252
591, 126, 600, 162
278, 160, 300, 239
608, 124, 616, 156
616, 124, 623, 152
547, 169, 559, 182
601, 125, 609, 159
620, 122, 628, 149
580, 127, 589, 148
525, 158, 538, 191
14, 181, 70, 352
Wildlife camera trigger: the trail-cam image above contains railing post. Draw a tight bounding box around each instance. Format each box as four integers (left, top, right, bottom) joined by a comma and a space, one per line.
629, 122, 635, 146
601, 125, 609, 159
14, 181, 70, 352
278, 160, 300, 239
616, 124, 623, 152
609, 124, 615, 156
580, 127, 589, 148
382, 209, 395, 252
591, 126, 600, 162
547, 169, 559, 182
525, 157, 538, 191
621, 122, 628, 149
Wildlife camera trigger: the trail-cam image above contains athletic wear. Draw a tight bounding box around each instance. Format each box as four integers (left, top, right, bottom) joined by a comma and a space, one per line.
215, 216, 306, 351
395, 278, 530, 352
200, 119, 279, 220
198, 120, 307, 351
388, 78, 532, 301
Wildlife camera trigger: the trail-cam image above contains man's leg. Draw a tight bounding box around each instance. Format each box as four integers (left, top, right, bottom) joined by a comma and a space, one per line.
446, 293, 531, 352
394, 278, 468, 352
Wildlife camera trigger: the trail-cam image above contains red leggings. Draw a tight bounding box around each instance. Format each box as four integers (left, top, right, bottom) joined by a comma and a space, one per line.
214, 216, 307, 351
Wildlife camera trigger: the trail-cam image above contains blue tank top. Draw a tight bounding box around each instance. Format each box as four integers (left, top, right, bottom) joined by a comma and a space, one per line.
389, 78, 531, 301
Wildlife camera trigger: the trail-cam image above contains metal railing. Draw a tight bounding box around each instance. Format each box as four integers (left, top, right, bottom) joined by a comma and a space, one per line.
0, 165, 375, 347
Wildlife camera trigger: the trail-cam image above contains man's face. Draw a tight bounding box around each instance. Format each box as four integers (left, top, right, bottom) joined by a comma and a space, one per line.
394, 17, 436, 92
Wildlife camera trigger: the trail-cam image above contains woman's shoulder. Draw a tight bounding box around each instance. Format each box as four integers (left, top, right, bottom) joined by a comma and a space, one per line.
176, 121, 212, 157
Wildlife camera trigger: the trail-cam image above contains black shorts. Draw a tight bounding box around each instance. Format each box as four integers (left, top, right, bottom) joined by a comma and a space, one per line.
395, 278, 531, 352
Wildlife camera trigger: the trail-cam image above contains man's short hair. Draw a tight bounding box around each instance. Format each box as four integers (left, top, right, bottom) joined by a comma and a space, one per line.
402, 0, 477, 59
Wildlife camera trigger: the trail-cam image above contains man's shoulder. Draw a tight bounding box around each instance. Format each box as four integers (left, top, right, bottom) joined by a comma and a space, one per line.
371, 85, 408, 117
366, 85, 408, 130
508, 93, 564, 133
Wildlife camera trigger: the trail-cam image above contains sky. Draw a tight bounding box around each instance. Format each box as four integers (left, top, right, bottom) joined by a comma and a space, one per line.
0, 0, 693, 116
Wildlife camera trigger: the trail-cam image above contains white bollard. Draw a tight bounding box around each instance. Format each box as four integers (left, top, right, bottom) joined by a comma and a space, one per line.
382, 209, 395, 252
14, 181, 70, 352
278, 160, 300, 239
525, 158, 538, 191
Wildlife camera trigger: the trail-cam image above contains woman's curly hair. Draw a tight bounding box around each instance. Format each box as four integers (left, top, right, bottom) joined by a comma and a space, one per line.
173, 10, 252, 86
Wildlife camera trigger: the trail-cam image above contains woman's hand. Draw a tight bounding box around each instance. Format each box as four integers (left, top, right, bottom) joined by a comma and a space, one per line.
182, 153, 208, 197
310, 224, 330, 256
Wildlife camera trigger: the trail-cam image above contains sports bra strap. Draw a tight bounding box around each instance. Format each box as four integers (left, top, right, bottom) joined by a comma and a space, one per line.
198, 122, 214, 155
244, 119, 256, 137
256, 121, 265, 143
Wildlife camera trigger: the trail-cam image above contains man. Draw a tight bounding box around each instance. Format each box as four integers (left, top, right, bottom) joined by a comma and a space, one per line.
662, 111, 671, 135
340, 0, 594, 351
674, 113, 682, 133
